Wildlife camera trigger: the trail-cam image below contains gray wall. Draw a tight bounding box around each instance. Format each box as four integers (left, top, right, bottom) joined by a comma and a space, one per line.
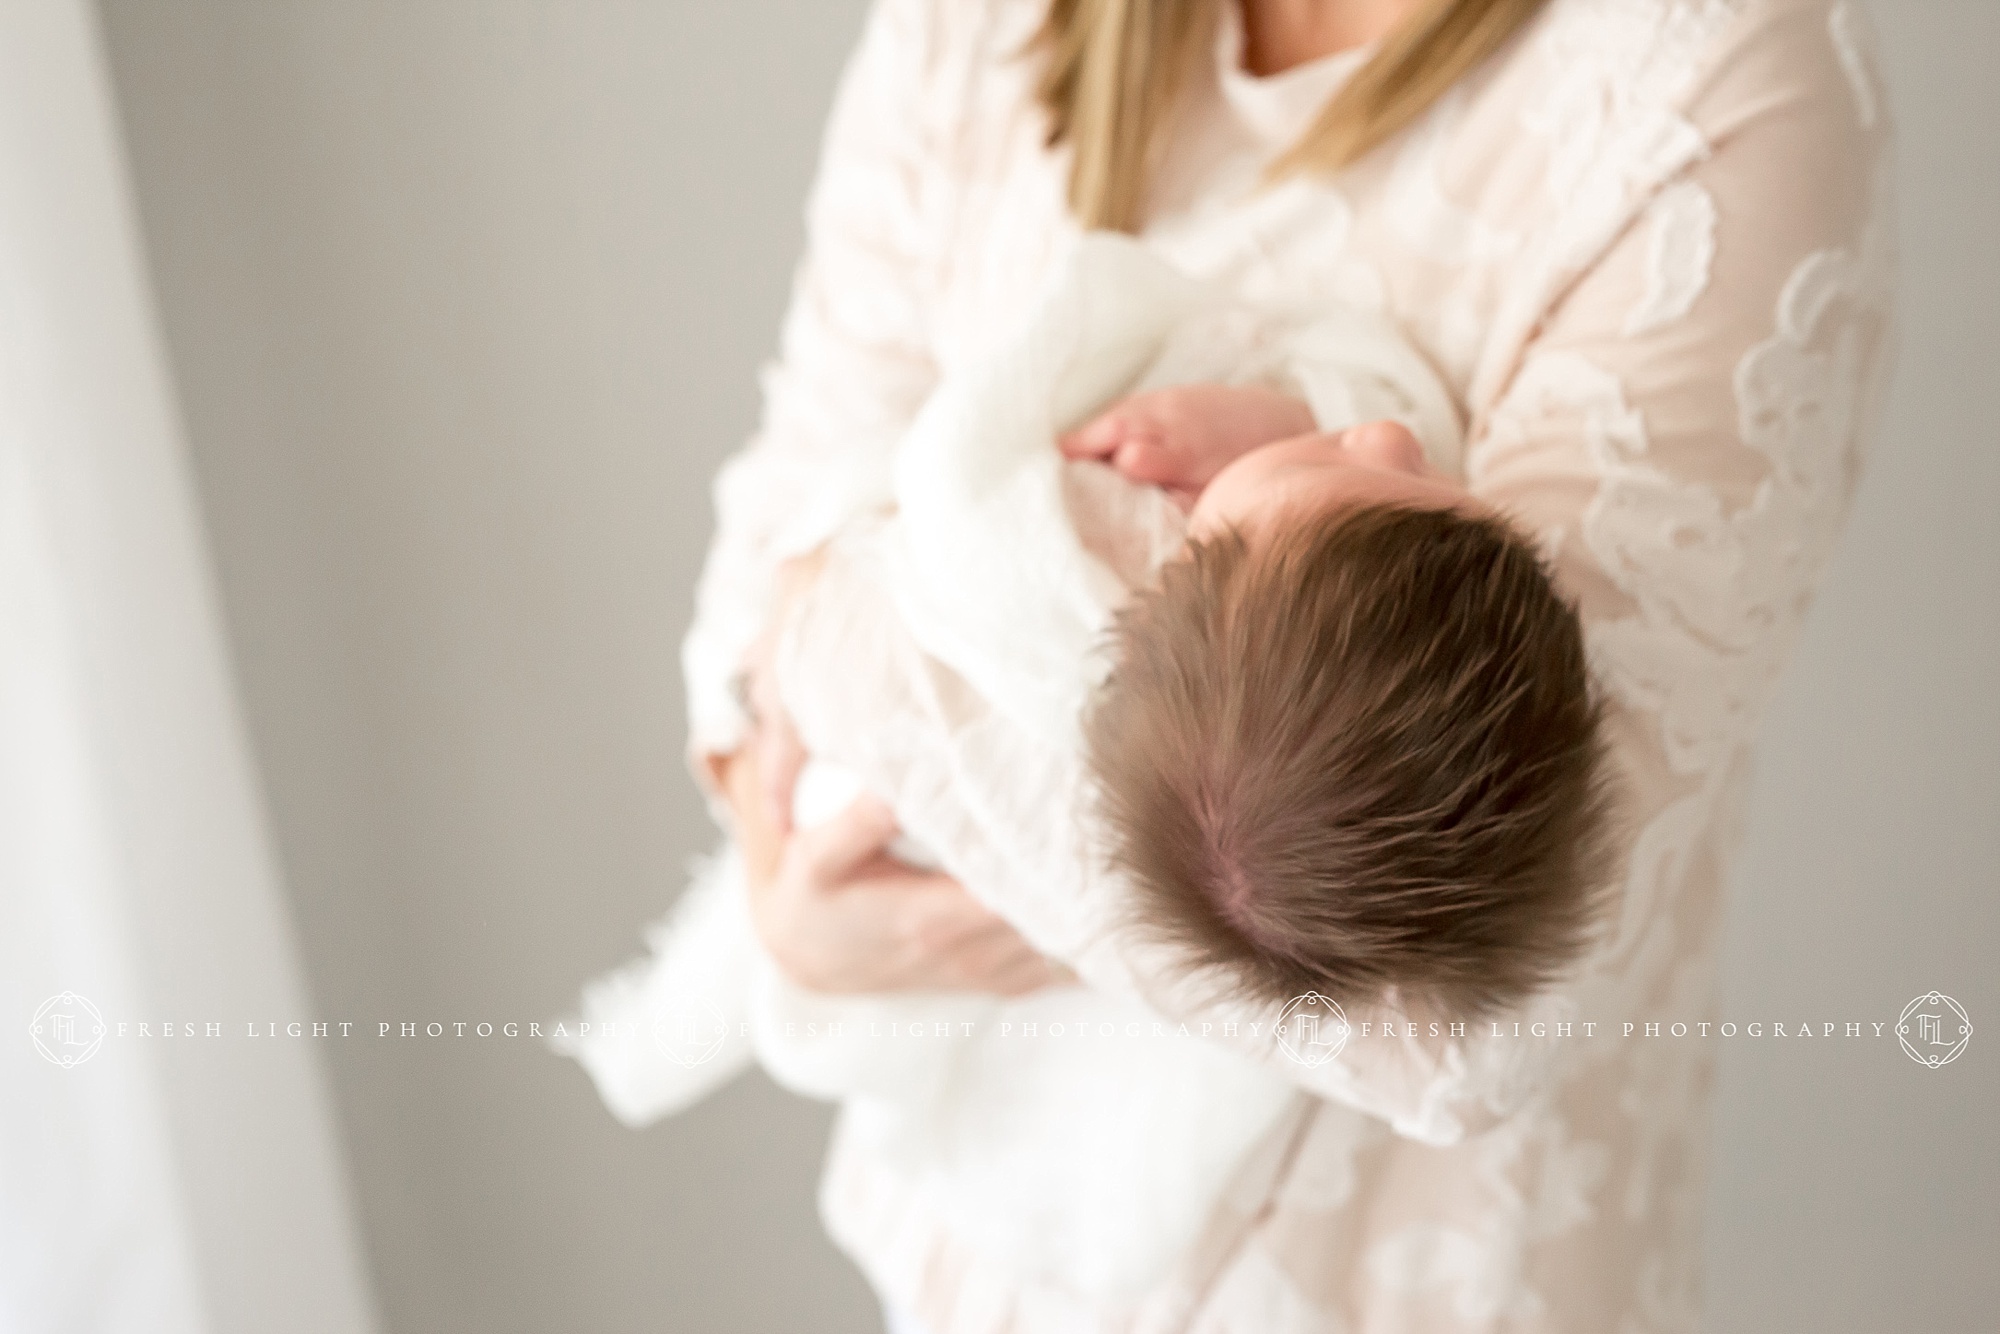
95, 3, 1995, 1332
1699, 6, 1999, 1330
96, 4, 880, 1332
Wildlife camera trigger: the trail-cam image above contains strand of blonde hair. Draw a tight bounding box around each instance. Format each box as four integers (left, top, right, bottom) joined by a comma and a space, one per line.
1036, 0, 1547, 232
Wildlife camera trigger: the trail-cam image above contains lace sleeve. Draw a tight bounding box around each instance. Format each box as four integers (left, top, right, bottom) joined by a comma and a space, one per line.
1253, 0, 1893, 1137
1388, 0, 1897, 1136
681, 0, 958, 763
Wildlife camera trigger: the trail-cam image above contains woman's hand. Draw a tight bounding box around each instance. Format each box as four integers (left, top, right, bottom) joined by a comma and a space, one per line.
718, 743, 1067, 996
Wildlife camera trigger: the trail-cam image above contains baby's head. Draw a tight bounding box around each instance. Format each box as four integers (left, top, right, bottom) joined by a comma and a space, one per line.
1085, 425, 1614, 1019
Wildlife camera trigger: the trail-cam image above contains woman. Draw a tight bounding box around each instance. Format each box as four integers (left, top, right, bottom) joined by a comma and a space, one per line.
687, 0, 1892, 1327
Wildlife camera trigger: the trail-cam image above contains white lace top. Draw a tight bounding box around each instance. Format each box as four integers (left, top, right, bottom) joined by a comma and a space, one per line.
680, 0, 1894, 1328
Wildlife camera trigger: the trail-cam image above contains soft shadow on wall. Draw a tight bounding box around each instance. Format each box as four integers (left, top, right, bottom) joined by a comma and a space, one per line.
1701, 4, 1999, 1333
98, 2, 880, 1332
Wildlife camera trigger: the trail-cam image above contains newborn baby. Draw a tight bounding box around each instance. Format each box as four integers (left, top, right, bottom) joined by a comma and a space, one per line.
569, 234, 1611, 1299
1073, 398, 1612, 1020
834, 232, 1610, 1021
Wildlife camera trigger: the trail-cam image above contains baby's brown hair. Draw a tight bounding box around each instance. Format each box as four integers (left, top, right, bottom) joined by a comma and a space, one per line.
1085, 502, 1614, 1019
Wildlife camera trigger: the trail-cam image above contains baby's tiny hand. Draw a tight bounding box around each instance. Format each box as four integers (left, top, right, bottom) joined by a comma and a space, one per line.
1058, 383, 1317, 507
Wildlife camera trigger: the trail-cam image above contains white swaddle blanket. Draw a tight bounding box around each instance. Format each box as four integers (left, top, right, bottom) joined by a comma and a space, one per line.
890, 231, 1462, 753
568, 233, 1464, 1301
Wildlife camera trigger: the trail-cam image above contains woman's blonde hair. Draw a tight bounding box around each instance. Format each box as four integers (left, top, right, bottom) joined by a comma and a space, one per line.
1036, 0, 1547, 232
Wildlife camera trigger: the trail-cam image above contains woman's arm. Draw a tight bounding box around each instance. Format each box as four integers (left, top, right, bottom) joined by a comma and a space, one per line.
1321, 0, 1897, 1138
579, 0, 1054, 1089
683, 0, 954, 766
1400, 0, 1898, 1132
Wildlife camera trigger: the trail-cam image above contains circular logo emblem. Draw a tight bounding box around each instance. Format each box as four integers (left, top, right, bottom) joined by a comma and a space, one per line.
30, 992, 106, 1068
1276, 992, 1351, 1067
650, 998, 729, 1069
1897, 992, 1972, 1069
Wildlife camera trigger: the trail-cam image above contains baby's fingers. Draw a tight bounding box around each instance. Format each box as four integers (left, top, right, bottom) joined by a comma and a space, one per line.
1059, 409, 1139, 460
755, 711, 807, 835
986, 953, 1073, 997
886, 877, 1010, 952
948, 928, 1069, 996
1109, 434, 1193, 489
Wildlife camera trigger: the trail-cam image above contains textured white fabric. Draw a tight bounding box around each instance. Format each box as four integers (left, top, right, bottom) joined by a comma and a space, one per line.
559, 849, 761, 1124
882, 1299, 934, 1334
888, 232, 1203, 748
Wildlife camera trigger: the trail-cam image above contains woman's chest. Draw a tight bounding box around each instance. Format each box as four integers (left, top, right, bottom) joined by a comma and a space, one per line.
927, 106, 1522, 414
